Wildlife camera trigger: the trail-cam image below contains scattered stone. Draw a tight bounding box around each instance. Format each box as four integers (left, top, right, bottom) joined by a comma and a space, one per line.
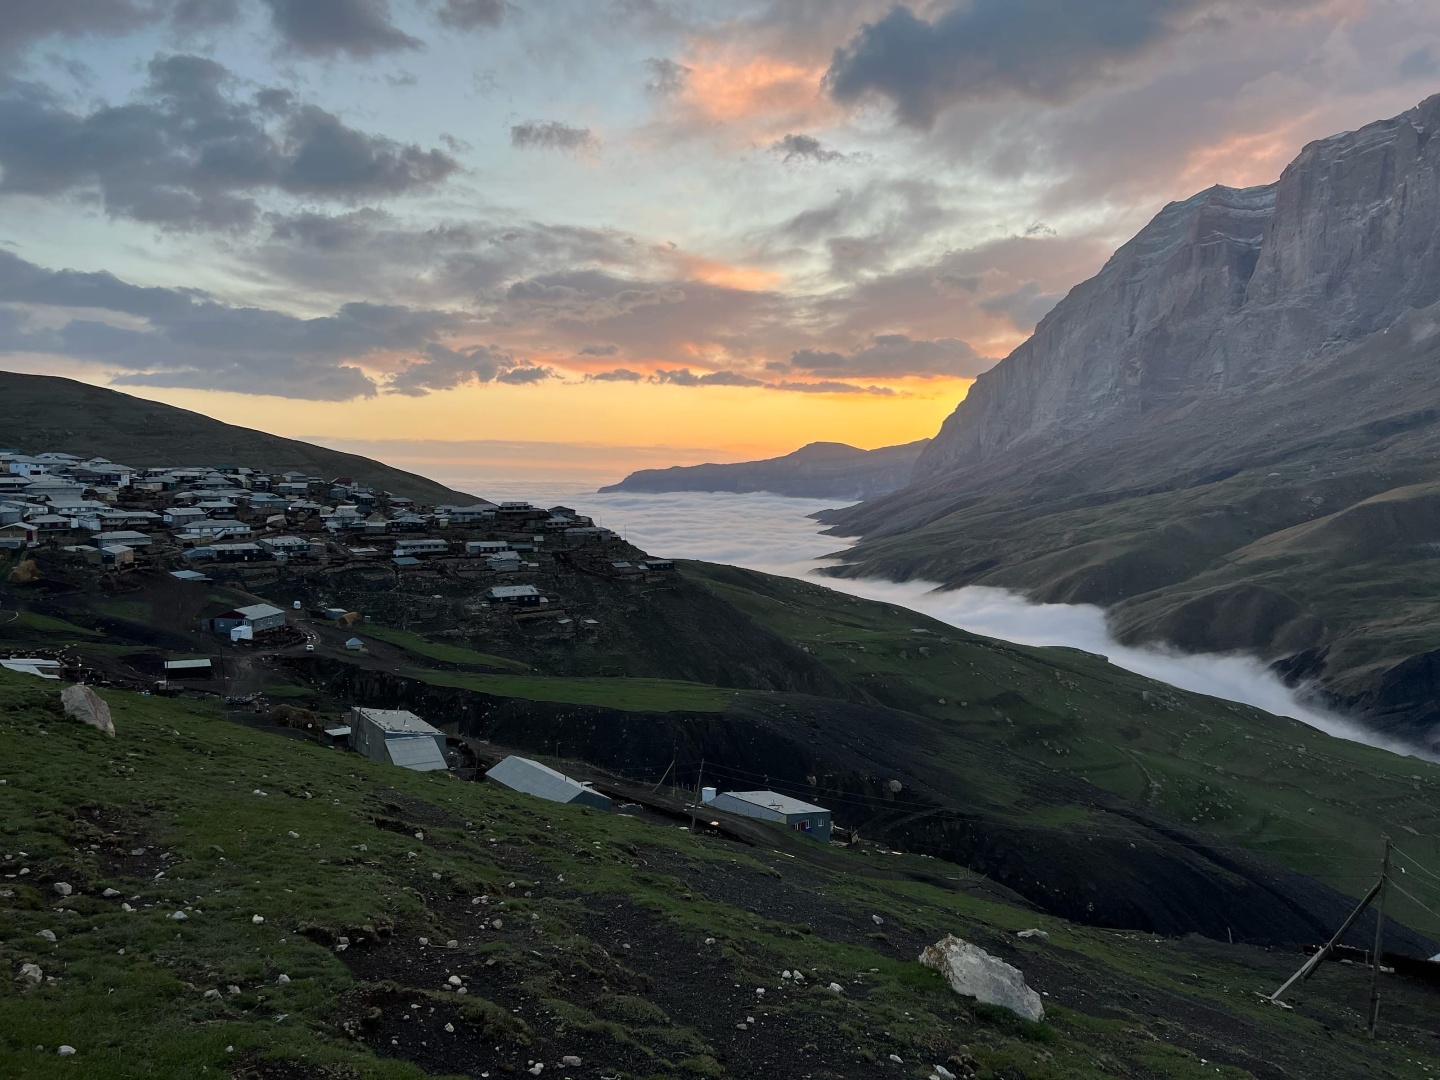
704, 937, 716, 945
203, 989, 221, 1000
1016, 929, 1050, 943
57, 1046, 76, 1057
18, 963, 42, 984
527, 1065, 543, 1075
444, 1022, 455, 1033
102, 888, 120, 898
251, 915, 265, 924
170, 911, 187, 921
414, 831, 424, 841
37, 930, 56, 943
288, 831, 299, 839
871, 914, 884, 925
121, 903, 135, 912
889, 1054, 903, 1064
276, 974, 290, 986
828, 982, 843, 993
491, 919, 503, 930
53, 882, 72, 897
448, 975, 462, 986
252, 790, 267, 797
418, 936, 429, 945
227, 985, 241, 996
61, 684, 114, 737
446, 939, 458, 948
561, 1056, 581, 1067
920, 935, 1044, 1022
930, 1069, 956, 1080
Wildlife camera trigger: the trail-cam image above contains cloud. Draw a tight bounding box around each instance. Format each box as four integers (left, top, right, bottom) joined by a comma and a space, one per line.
0, 55, 458, 231
261, 0, 422, 58
495, 364, 554, 384
1400, 46, 1439, 81
0, 249, 505, 400
651, 368, 764, 387
435, 0, 510, 31
644, 57, 691, 97
510, 120, 599, 153
770, 133, 847, 164
979, 282, 1063, 330
825, 0, 1331, 128
770, 380, 895, 395
584, 368, 644, 382
0, 1, 241, 54
577, 343, 619, 356
787, 333, 989, 378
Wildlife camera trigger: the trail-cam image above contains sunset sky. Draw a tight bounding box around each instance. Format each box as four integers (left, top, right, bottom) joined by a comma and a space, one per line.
3, 0, 1440, 482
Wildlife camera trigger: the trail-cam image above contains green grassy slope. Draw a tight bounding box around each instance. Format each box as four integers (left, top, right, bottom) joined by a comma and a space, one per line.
683, 562, 1440, 922
0, 371, 476, 505
4, 670, 1440, 1079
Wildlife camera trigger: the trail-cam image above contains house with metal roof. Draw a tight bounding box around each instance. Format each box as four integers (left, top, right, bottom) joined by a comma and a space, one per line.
350, 707, 447, 772
487, 584, 541, 605
703, 789, 832, 842
210, 603, 288, 635
485, 756, 612, 811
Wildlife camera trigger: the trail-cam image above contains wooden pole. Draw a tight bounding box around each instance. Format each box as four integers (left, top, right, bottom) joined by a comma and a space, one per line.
1367, 837, 1392, 1039
1267, 876, 1383, 1004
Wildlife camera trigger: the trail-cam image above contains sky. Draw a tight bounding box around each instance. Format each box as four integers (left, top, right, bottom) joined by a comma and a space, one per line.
3, 0, 1440, 480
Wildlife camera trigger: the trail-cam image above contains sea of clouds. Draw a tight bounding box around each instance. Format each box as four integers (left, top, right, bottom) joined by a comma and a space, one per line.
451, 480, 1423, 758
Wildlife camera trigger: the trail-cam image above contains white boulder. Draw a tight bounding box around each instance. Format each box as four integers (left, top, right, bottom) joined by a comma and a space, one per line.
919, 935, 1044, 1023
61, 684, 114, 737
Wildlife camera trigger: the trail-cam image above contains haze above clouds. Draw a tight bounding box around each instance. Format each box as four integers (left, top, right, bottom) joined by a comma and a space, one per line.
3, 1, 1440, 468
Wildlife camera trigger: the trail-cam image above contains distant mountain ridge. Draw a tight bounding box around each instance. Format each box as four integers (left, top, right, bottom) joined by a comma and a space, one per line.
601, 439, 929, 500
0, 370, 478, 505
825, 94, 1440, 747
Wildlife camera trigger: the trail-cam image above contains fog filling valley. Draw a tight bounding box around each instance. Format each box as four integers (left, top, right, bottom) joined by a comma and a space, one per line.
452, 481, 1420, 759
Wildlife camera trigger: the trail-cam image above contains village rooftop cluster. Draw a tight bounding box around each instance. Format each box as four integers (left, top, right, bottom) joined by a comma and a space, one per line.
0, 450, 673, 581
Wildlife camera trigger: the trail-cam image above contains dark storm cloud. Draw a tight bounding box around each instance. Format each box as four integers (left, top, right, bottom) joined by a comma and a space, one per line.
651, 368, 764, 387
0, 249, 498, 401
0, 55, 458, 230
825, 0, 1330, 128
510, 120, 599, 153
644, 57, 691, 96
262, 0, 422, 58
770, 133, 847, 164
787, 333, 987, 378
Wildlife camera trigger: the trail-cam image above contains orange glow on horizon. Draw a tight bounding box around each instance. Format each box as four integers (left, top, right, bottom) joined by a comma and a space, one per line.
72, 372, 972, 481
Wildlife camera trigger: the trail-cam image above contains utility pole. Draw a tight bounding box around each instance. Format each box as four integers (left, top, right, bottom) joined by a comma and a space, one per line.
1367, 837, 1393, 1039
1266, 836, 1392, 1029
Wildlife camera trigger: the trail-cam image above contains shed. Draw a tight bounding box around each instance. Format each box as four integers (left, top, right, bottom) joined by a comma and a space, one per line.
350, 707, 447, 772
320, 725, 352, 748
169, 569, 211, 582
211, 603, 288, 635
485, 756, 612, 811
487, 584, 542, 605
703, 789, 832, 842
0, 658, 63, 679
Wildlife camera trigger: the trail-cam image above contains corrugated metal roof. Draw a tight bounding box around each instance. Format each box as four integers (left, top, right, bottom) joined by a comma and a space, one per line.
164, 659, 212, 671
384, 735, 448, 772
234, 603, 286, 621
716, 790, 829, 816
486, 756, 610, 809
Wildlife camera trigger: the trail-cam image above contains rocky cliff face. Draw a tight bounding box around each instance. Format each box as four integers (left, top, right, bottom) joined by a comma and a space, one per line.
827, 95, 1440, 747
915, 93, 1440, 482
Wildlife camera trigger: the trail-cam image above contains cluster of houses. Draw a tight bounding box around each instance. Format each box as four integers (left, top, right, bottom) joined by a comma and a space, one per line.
0, 450, 671, 599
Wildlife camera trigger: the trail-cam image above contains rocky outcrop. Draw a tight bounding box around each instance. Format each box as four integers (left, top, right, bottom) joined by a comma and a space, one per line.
602, 440, 929, 500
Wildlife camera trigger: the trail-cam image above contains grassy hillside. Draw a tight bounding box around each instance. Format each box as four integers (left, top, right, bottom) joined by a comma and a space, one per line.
0, 371, 476, 505
683, 562, 1440, 924
5, 669, 1440, 1079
